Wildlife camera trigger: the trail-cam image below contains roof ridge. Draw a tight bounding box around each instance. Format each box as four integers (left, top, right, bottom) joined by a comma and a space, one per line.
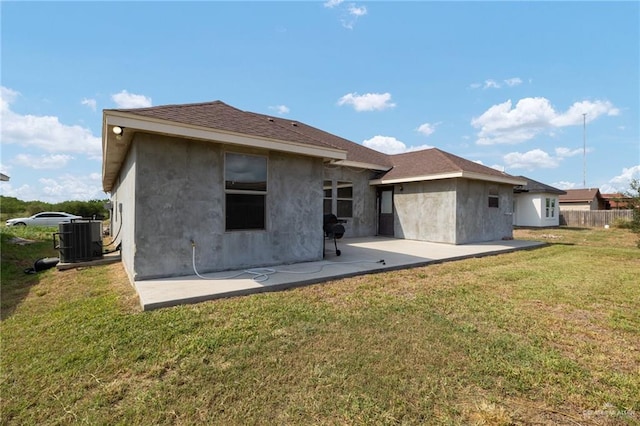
108, 100, 232, 113
516, 175, 566, 194
245, 111, 342, 151
432, 148, 465, 172
244, 112, 393, 168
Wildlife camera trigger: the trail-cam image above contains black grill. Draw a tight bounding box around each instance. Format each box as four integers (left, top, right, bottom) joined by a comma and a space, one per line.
323, 214, 346, 257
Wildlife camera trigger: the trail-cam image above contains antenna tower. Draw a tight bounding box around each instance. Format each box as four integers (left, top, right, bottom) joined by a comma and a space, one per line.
582, 113, 587, 188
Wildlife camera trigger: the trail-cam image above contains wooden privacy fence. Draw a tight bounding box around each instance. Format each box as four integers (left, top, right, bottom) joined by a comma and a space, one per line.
560, 210, 633, 227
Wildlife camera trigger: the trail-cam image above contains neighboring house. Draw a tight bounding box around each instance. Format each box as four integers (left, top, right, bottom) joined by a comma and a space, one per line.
513, 176, 566, 227
601, 193, 633, 210
102, 101, 526, 282
559, 188, 605, 211
0, 173, 9, 181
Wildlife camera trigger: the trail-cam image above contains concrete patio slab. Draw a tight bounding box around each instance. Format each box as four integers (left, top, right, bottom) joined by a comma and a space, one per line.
134, 237, 544, 310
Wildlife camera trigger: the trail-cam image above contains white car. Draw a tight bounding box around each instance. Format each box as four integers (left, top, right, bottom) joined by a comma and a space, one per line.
5, 212, 82, 227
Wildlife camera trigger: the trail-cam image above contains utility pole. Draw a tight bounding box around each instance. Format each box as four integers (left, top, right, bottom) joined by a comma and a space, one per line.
583, 113, 587, 188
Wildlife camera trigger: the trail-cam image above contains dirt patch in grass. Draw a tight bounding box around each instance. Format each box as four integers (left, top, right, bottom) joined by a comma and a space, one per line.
523, 300, 640, 377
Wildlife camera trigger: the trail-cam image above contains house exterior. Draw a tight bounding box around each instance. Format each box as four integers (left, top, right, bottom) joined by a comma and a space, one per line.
559, 188, 605, 211
513, 176, 566, 227
601, 193, 633, 210
102, 101, 525, 282
0, 173, 9, 181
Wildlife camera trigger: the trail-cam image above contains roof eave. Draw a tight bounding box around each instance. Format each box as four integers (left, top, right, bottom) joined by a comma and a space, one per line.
369, 171, 527, 186
102, 111, 347, 192
326, 159, 391, 171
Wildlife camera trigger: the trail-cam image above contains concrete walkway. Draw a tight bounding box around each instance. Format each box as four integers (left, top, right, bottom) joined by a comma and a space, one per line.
134, 237, 544, 310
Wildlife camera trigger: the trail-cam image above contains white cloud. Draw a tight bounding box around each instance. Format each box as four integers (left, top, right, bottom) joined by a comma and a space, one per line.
111, 90, 152, 108
338, 92, 395, 112
555, 165, 639, 194
484, 79, 501, 89
0, 86, 102, 160
406, 144, 435, 153
555, 147, 587, 158
324, 0, 344, 8
0, 182, 39, 201
503, 149, 560, 170
363, 136, 407, 154
416, 122, 438, 137
470, 77, 523, 90
1, 86, 19, 110
0, 172, 104, 203
605, 165, 640, 193
38, 173, 104, 202
504, 77, 523, 87
362, 135, 432, 155
554, 181, 578, 190
600, 168, 640, 193
13, 154, 74, 170
81, 98, 97, 111
550, 100, 619, 127
476, 128, 539, 146
348, 4, 367, 16
324, 1, 367, 29
599, 184, 618, 194
472, 97, 620, 145
269, 105, 290, 115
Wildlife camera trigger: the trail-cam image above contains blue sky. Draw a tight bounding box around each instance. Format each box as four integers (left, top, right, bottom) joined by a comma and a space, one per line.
1, 1, 638, 203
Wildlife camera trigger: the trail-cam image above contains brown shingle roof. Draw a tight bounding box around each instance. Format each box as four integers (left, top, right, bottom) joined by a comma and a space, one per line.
515, 176, 566, 194
104, 101, 524, 187
107, 100, 392, 169
601, 193, 633, 209
559, 188, 601, 202
107, 101, 336, 151
381, 148, 518, 182
246, 112, 392, 169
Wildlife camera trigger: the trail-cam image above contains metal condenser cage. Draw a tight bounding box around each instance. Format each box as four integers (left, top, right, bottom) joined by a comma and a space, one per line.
54, 220, 103, 263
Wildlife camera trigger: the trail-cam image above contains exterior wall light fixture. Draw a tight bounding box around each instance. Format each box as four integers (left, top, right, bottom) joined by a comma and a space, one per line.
113, 126, 124, 140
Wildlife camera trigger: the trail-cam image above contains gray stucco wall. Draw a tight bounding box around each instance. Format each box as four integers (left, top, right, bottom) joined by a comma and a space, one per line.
323, 166, 378, 238
393, 178, 514, 244
121, 133, 324, 280
110, 132, 518, 280
455, 179, 514, 244
393, 180, 457, 243
110, 143, 137, 282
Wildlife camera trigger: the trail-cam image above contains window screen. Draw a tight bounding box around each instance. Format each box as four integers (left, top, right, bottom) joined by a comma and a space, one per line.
225, 153, 267, 230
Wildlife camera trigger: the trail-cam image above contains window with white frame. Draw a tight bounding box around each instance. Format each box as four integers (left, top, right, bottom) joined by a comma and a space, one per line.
545, 197, 556, 218
225, 153, 267, 230
323, 180, 353, 218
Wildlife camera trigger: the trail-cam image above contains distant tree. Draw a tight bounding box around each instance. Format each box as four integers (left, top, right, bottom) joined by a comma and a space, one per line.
26, 202, 52, 216
53, 199, 110, 219
624, 179, 640, 247
1, 197, 110, 219
0, 196, 27, 215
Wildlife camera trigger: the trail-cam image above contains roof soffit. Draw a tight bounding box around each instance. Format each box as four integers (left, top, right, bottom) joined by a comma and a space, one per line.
102, 111, 347, 192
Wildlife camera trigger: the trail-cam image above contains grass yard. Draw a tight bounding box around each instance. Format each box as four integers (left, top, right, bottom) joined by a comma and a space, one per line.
1, 226, 639, 425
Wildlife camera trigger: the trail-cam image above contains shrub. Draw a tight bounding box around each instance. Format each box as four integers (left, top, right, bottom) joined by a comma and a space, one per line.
612, 217, 633, 229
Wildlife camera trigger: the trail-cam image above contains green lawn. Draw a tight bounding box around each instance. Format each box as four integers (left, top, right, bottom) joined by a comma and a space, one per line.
1, 226, 639, 425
